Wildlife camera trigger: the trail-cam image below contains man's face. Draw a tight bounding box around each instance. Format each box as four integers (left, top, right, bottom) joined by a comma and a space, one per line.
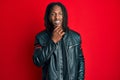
49, 5, 63, 28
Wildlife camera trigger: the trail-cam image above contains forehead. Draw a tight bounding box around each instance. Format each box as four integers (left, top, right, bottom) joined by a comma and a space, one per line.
51, 5, 62, 12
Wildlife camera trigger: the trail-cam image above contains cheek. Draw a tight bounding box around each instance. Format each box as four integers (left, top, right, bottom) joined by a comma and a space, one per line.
51, 17, 55, 22
60, 16, 63, 20
49, 16, 54, 22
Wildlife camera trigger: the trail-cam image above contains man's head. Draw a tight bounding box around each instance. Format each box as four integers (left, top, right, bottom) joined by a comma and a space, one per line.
44, 2, 68, 32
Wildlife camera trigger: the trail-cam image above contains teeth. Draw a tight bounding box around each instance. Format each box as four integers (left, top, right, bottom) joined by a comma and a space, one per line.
54, 20, 60, 25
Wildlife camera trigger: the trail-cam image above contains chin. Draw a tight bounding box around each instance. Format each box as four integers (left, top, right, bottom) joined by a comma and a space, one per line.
53, 25, 62, 28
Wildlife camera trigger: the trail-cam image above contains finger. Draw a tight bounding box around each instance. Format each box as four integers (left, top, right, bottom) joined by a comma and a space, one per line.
56, 27, 62, 33
61, 32, 65, 36
59, 29, 63, 34
54, 26, 62, 31
57, 28, 63, 33
54, 26, 60, 31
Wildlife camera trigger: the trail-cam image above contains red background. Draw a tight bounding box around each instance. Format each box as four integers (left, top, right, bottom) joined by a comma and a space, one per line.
0, 0, 120, 80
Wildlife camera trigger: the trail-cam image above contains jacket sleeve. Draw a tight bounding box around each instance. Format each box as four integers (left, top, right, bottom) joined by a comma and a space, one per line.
33, 35, 56, 67
77, 37, 85, 80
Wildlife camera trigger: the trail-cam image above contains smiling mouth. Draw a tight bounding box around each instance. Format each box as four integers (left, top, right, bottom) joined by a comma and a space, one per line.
54, 20, 61, 25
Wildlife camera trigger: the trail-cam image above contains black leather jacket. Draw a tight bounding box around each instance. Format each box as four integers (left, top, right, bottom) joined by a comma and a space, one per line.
33, 29, 85, 80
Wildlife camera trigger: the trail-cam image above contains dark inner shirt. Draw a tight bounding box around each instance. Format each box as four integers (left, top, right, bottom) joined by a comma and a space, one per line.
61, 39, 68, 80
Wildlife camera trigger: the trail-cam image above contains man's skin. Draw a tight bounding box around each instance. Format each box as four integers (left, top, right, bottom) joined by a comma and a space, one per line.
49, 5, 65, 43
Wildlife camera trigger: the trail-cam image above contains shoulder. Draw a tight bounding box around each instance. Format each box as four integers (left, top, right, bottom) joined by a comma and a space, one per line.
35, 30, 50, 46
35, 30, 49, 39
69, 29, 82, 43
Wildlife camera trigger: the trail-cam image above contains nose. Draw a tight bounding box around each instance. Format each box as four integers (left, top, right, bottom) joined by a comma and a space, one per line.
55, 14, 59, 20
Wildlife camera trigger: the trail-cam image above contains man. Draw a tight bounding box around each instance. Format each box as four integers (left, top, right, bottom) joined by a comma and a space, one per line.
33, 2, 85, 80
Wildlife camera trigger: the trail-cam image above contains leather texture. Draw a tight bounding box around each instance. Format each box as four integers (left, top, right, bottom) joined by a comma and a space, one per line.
33, 29, 85, 80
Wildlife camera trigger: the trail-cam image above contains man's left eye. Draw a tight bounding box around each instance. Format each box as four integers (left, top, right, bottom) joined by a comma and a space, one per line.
59, 13, 62, 15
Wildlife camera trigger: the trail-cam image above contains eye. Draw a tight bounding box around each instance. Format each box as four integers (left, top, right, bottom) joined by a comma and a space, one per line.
50, 13, 55, 16
59, 12, 63, 15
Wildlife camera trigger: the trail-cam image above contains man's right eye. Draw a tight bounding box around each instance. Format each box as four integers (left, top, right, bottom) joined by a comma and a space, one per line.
50, 13, 55, 16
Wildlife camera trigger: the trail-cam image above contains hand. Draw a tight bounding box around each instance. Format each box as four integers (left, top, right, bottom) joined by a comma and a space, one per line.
51, 26, 65, 43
